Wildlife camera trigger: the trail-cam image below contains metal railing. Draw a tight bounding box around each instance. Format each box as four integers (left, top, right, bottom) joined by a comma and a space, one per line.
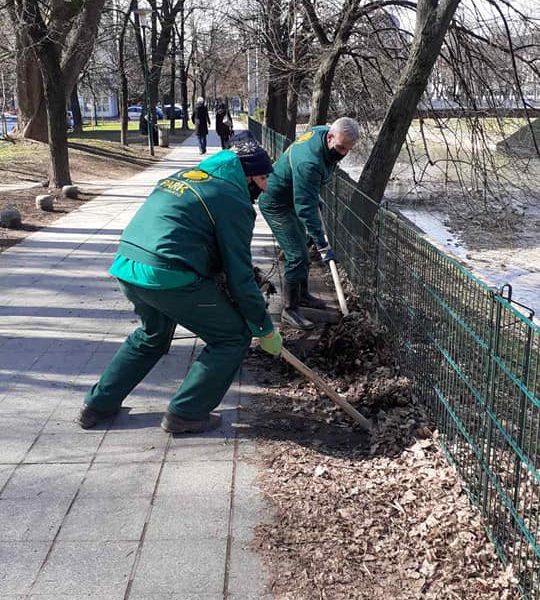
250, 117, 540, 599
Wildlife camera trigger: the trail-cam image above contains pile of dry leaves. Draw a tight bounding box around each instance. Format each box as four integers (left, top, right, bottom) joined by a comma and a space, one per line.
243, 307, 520, 599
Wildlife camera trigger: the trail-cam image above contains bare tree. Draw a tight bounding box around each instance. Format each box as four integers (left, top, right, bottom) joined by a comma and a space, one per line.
9, 0, 106, 186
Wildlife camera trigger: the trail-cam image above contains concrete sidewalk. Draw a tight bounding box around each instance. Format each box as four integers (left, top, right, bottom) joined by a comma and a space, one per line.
0, 131, 277, 599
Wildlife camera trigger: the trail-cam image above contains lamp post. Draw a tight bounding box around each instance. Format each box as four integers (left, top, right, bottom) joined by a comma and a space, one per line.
134, 7, 154, 156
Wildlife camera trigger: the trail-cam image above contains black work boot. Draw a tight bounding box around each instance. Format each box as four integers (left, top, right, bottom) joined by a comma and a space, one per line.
161, 412, 222, 434
77, 404, 119, 429
299, 277, 327, 310
281, 281, 315, 330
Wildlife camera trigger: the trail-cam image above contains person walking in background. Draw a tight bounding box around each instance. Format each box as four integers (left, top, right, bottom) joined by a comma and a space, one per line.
258, 117, 361, 331
77, 137, 282, 433
191, 97, 211, 154
215, 102, 233, 149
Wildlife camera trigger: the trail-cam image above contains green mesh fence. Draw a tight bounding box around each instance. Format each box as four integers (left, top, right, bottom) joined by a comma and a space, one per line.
250, 117, 540, 599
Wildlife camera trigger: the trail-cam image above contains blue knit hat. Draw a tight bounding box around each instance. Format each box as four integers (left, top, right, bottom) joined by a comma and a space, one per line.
230, 133, 273, 176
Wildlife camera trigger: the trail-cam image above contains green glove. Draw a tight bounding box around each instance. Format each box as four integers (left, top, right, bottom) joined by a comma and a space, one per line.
259, 330, 283, 356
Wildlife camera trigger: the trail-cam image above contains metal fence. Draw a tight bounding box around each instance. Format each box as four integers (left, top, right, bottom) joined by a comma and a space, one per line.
249, 117, 540, 599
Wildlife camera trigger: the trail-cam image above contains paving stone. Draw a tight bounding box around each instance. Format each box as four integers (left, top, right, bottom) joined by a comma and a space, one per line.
23, 432, 103, 464
31, 541, 137, 597
0, 496, 72, 541
0, 433, 38, 464
128, 539, 226, 597
95, 429, 168, 463
58, 495, 150, 541
0, 464, 15, 491
79, 462, 161, 498
145, 493, 229, 541
227, 539, 271, 597
167, 436, 235, 462
157, 462, 233, 497
0, 541, 50, 595
1, 463, 87, 499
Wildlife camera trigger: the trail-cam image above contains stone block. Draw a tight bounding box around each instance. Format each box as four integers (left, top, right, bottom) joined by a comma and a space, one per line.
61, 185, 78, 198
35, 194, 54, 211
0, 208, 21, 229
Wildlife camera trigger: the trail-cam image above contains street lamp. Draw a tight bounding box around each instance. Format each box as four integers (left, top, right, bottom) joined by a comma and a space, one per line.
134, 6, 154, 156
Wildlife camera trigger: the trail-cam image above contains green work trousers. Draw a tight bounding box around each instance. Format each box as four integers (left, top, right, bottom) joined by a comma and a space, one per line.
258, 199, 309, 284
85, 278, 252, 419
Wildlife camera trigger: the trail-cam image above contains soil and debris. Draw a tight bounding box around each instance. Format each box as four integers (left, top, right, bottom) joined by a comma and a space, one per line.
243, 295, 520, 599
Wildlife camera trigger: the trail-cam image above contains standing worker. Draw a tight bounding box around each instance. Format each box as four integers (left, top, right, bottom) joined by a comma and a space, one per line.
258, 117, 360, 330
191, 96, 211, 154
78, 137, 282, 433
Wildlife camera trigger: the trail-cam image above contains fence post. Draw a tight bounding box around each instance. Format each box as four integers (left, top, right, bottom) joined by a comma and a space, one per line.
512, 326, 533, 510
481, 292, 502, 514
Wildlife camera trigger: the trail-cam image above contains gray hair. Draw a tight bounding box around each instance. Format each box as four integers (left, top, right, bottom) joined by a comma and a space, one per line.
196, 96, 204, 105
329, 117, 361, 143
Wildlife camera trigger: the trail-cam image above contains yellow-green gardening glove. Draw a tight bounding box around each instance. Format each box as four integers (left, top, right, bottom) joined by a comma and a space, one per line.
259, 329, 283, 356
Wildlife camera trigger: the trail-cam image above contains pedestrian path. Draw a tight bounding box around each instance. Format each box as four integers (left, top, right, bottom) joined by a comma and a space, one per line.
0, 130, 276, 599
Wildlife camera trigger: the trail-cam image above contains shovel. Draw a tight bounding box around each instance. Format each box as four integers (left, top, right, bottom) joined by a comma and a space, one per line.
280, 347, 371, 431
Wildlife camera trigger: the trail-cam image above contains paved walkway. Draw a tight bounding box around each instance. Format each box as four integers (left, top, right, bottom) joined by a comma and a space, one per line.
0, 131, 277, 599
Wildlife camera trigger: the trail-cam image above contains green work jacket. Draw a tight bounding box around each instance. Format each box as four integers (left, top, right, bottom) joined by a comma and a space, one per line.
262, 126, 336, 248
111, 150, 273, 337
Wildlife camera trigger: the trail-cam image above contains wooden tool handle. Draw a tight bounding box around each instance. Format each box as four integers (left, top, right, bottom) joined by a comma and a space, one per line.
328, 259, 349, 316
280, 347, 371, 431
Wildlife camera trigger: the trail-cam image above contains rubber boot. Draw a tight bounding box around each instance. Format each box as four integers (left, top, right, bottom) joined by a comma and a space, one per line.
299, 277, 327, 310
281, 281, 315, 330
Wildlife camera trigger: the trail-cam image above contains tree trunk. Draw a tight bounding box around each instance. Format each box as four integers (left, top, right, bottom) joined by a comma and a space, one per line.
42, 63, 72, 186
70, 84, 83, 134
12, 0, 106, 143
169, 28, 176, 132
308, 48, 341, 126
265, 72, 288, 135
118, 0, 135, 146
178, 4, 189, 130
286, 73, 304, 141
358, 0, 461, 209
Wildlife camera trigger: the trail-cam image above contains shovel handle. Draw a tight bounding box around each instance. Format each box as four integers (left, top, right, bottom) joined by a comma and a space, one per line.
280, 347, 371, 431
328, 259, 349, 316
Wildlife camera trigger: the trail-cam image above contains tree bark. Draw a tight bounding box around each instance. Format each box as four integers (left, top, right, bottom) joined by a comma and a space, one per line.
286, 72, 304, 140
358, 0, 461, 209
168, 28, 177, 132
265, 65, 289, 134
70, 84, 83, 134
118, 0, 135, 146
178, 2, 189, 129
308, 48, 341, 126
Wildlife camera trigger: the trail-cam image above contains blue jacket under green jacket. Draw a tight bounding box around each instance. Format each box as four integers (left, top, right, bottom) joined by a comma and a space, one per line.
111, 150, 273, 337
261, 125, 336, 248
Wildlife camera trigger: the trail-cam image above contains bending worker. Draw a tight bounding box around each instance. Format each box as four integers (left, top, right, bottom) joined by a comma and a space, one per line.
258, 117, 360, 330
78, 137, 282, 434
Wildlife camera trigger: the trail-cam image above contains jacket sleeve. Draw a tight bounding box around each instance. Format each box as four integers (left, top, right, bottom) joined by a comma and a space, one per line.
214, 201, 274, 337
292, 161, 327, 248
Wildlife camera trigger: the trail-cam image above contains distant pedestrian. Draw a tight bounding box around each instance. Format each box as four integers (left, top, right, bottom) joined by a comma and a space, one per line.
191, 97, 211, 154
215, 102, 233, 149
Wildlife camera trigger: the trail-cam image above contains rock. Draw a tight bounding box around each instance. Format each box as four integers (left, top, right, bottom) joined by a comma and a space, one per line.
35, 194, 54, 211
41, 179, 49, 188
0, 208, 22, 229
62, 185, 79, 198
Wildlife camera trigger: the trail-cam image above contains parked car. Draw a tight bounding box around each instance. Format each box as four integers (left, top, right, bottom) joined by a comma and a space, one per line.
163, 104, 183, 119
1, 114, 17, 135
127, 105, 163, 121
